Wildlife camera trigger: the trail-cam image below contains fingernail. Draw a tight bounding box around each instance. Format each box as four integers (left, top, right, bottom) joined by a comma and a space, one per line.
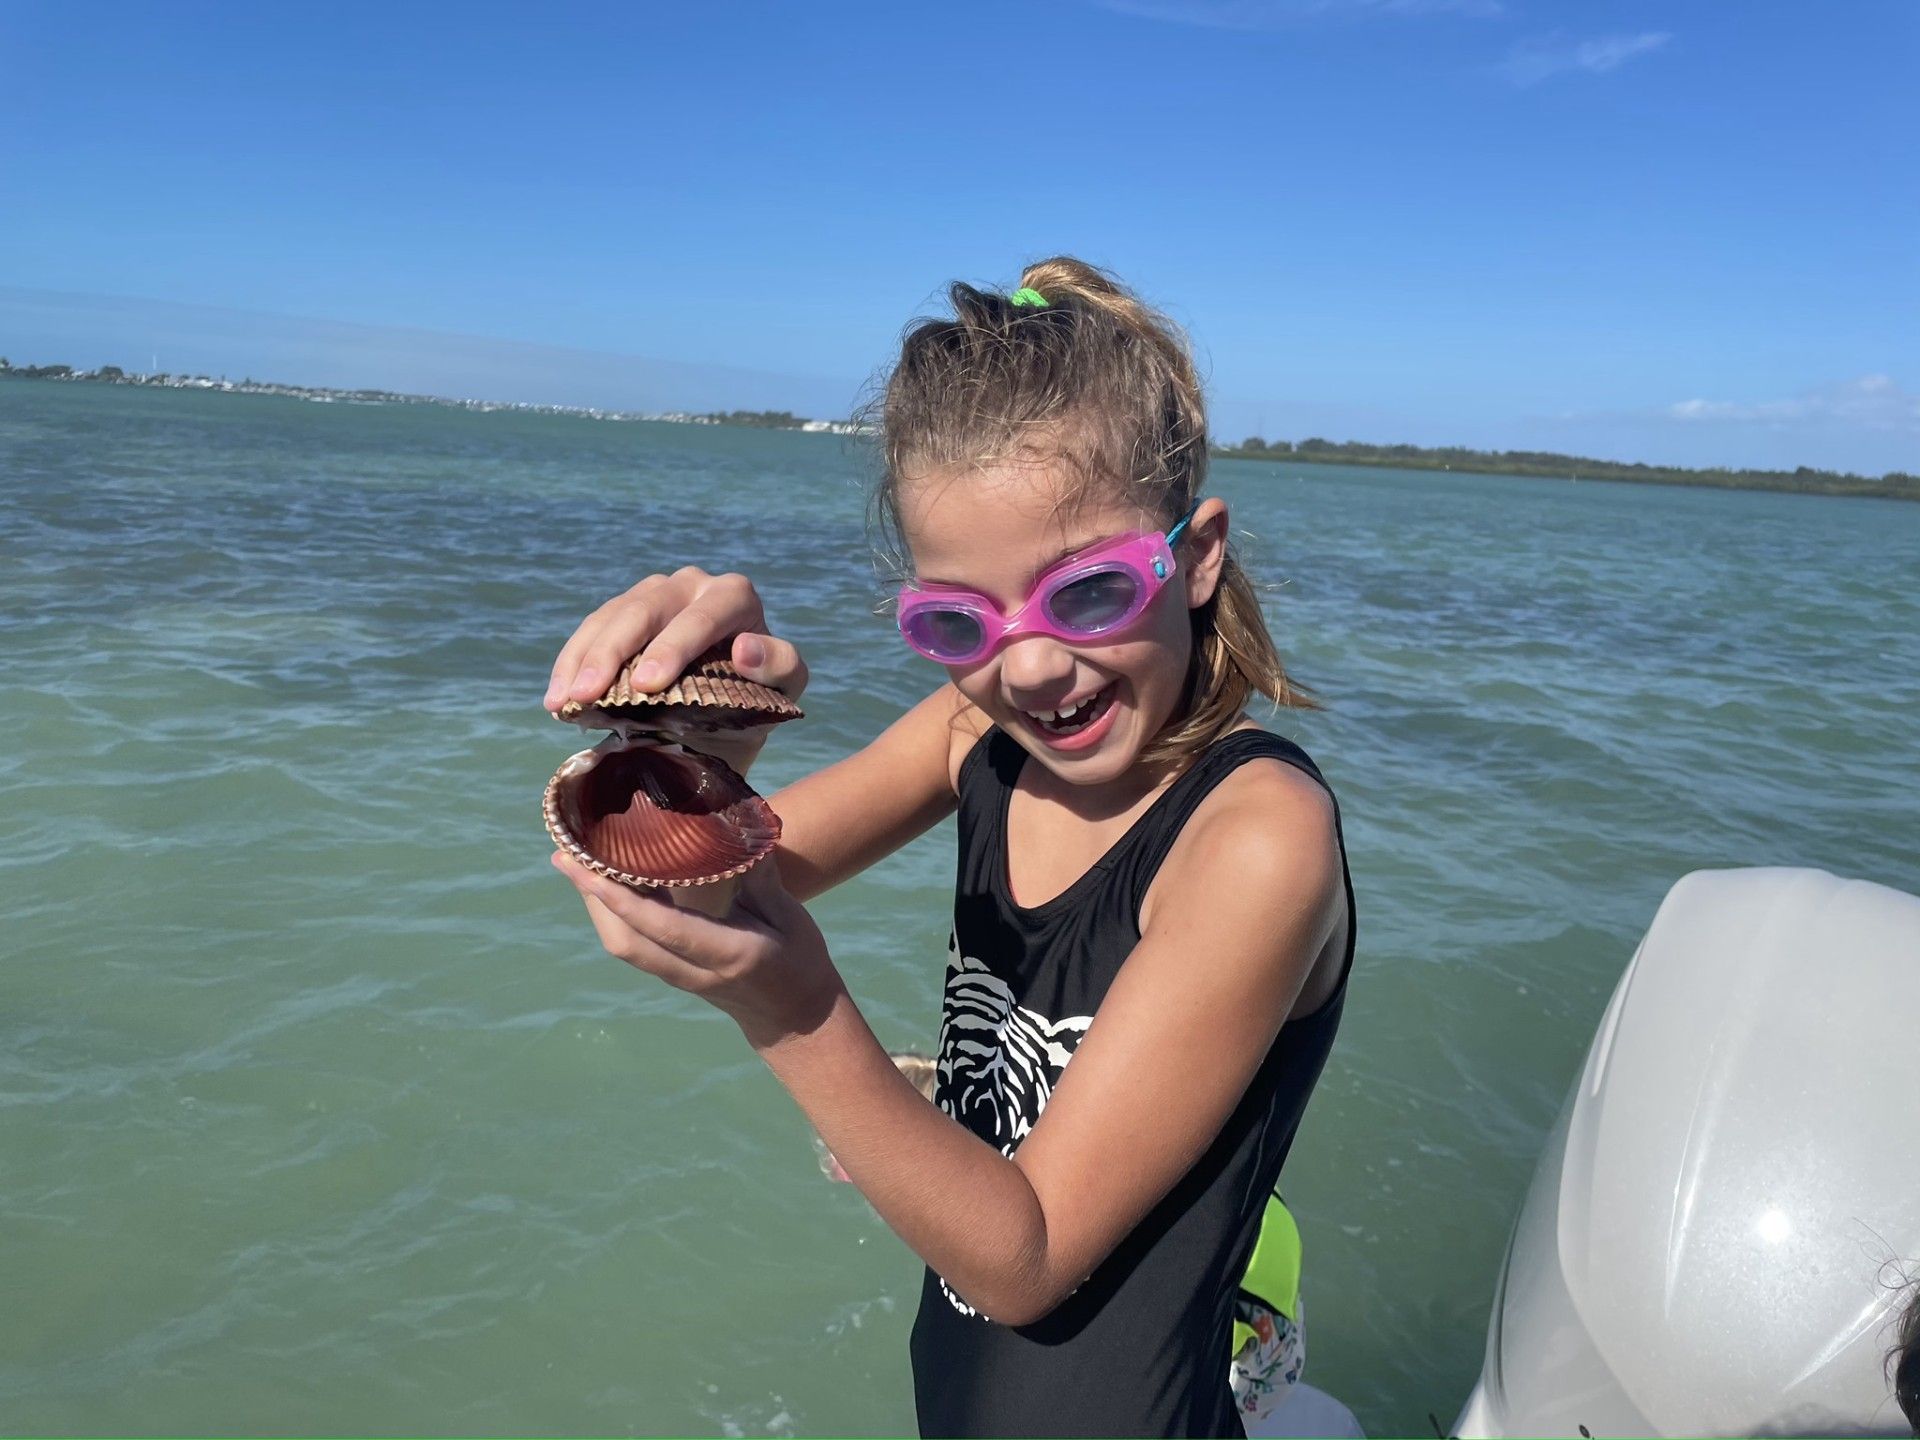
573, 666, 601, 695
737, 634, 766, 668
543, 681, 562, 708
630, 660, 663, 689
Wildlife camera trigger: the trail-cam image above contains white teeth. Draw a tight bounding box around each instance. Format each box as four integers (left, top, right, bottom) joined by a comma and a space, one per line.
1027, 697, 1095, 725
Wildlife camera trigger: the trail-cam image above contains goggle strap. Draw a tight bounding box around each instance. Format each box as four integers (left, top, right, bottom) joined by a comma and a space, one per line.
1165, 500, 1203, 549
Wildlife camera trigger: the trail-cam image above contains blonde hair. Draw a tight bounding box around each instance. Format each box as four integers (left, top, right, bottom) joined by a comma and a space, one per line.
865, 256, 1317, 764
890, 1051, 939, 1102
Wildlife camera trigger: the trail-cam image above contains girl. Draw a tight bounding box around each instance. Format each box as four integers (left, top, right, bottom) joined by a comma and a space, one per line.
545, 257, 1356, 1438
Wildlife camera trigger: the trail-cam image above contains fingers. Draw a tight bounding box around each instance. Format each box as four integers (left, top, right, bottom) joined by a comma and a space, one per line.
629, 573, 764, 696
730, 630, 809, 702
546, 576, 674, 711
554, 856, 713, 990
545, 593, 620, 710
545, 569, 801, 712
551, 851, 757, 984
577, 890, 718, 992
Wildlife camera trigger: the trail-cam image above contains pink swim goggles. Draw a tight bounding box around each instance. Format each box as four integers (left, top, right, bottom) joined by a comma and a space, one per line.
895, 503, 1201, 665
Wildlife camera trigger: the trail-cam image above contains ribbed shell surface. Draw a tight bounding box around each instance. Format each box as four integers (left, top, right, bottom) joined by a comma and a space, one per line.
542, 742, 781, 888
556, 651, 802, 732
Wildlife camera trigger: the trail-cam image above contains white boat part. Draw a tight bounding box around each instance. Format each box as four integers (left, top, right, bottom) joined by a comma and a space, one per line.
1455, 867, 1920, 1437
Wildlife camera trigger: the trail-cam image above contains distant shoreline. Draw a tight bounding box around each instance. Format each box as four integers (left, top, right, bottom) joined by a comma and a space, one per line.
1213, 441, 1919, 503
5, 359, 1912, 502
0, 361, 869, 436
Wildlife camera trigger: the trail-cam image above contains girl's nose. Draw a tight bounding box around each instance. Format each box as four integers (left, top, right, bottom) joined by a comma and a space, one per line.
997, 633, 1077, 700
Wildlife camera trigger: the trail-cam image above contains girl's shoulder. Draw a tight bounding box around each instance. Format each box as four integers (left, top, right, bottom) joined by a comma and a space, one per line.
1137, 727, 1345, 937
1170, 738, 1341, 874
942, 688, 996, 794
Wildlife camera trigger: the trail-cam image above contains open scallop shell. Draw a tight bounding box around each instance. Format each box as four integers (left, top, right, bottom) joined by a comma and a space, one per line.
544, 648, 797, 895
543, 738, 781, 889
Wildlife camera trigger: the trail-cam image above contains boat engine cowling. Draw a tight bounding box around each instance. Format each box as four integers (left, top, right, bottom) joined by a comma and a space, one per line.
1455, 867, 1920, 1438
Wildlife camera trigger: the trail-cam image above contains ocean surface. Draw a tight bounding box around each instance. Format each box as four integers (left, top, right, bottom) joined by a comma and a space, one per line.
3, 382, 1916, 1437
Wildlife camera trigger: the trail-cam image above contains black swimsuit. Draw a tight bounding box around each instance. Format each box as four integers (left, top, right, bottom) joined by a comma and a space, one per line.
909, 726, 1357, 1438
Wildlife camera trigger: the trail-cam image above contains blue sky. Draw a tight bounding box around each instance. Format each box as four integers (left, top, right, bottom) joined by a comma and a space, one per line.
3, 0, 1914, 473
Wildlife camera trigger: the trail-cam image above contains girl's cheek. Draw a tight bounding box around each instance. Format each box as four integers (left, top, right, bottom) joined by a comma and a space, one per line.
947, 663, 1002, 715
1119, 631, 1192, 725
1121, 628, 1186, 685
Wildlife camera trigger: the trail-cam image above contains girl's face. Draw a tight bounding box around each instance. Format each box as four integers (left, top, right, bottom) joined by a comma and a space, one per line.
897, 462, 1229, 790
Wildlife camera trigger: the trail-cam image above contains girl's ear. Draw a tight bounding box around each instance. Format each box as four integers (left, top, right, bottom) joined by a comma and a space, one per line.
1182, 498, 1231, 608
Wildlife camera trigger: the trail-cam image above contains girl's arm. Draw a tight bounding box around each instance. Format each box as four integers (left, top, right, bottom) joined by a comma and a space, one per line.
760, 682, 984, 903
554, 757, 1345, 1325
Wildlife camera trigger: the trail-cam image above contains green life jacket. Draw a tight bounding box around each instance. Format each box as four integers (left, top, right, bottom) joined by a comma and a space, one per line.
1231, 1190, 1302, 1354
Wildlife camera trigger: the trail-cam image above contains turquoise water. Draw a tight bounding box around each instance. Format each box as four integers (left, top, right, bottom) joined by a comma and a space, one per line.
3, 382, 1917, 1436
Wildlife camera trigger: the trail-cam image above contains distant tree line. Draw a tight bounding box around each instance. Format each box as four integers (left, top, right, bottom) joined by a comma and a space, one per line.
694, 410, 806, 429
0, 360, 107, 380
1217, 436, 1919, 502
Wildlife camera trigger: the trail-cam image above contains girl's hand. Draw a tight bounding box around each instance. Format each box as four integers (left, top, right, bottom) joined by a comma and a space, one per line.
543, 567, 809, 776
550, 848, 845, 1050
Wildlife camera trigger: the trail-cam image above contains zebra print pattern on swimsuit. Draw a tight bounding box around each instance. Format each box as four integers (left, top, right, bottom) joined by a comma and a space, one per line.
932, 933, 1093, 1318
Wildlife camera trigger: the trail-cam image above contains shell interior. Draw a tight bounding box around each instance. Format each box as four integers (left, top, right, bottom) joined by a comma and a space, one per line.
544, 739, 779, 888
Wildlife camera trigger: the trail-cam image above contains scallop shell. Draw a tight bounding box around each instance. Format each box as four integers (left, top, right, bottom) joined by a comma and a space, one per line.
557, 648, 802, 735
545, 646, 798, 892
543, 738, 781, 889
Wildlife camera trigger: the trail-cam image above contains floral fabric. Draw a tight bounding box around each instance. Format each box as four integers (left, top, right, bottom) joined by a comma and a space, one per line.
1229, 1293, 1306, 1423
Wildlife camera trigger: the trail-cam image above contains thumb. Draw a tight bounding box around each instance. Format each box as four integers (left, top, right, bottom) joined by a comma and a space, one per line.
731, 631, 808, 701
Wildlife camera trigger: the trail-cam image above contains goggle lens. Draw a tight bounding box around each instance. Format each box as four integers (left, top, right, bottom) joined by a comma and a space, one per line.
1045, 568, 1141, 633
902, 606, 987, 661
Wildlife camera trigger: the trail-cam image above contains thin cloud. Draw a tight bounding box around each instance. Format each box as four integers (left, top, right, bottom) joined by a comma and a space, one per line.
1667, 375, 1920, 434
1497, 30, 1671, 85
1090, 0, 1503, 31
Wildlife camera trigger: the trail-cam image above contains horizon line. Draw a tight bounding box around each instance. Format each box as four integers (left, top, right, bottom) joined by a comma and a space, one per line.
5, 357, 1913, 495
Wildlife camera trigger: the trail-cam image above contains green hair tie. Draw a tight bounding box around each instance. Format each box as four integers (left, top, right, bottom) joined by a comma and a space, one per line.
1008, 287, 1049, 308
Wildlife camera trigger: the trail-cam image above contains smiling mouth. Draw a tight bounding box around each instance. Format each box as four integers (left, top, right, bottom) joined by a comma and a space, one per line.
1019, 682, 1117, 737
